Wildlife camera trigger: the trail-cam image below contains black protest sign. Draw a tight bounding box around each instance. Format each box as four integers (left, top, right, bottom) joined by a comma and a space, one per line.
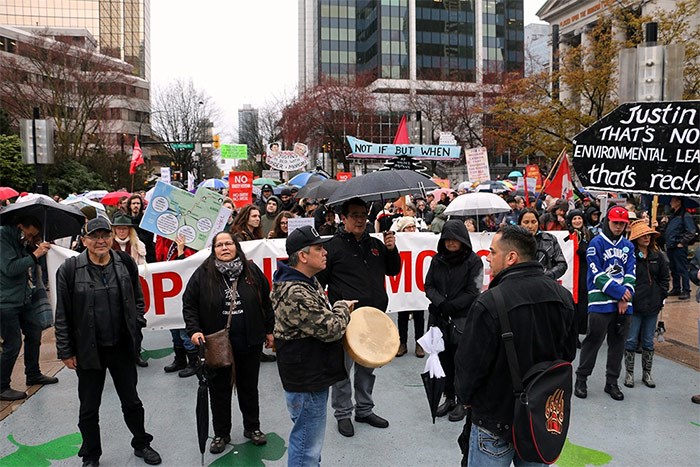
572, 101, 700, 196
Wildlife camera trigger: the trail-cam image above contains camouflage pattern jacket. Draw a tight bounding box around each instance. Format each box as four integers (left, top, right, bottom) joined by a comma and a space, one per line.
271, 263, 350, 392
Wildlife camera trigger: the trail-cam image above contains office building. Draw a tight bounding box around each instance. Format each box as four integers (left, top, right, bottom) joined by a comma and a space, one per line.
0, 0, 150, 80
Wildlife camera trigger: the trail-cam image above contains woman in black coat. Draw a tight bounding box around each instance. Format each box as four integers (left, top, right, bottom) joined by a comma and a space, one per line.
424, 220, 483, 422
519, 208, 568, 280
566, 209, 592, 341
183, 232, 274, 454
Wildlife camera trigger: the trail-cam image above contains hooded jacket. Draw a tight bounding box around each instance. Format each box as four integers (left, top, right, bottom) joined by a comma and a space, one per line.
316, 225, 401, 311
424, 220, 483, 320
430, 204, 447, 233
0, 225, 37, 307
271, 263, 350, 392
260, 195, 281, 236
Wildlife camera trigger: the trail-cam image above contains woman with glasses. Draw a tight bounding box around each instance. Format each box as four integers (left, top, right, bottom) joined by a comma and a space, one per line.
183, 232, 274, 454
268, 211, 294, 239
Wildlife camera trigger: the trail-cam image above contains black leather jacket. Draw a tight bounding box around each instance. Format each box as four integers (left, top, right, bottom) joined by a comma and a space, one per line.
455, 261, 577, 441
55, 250, 146, 370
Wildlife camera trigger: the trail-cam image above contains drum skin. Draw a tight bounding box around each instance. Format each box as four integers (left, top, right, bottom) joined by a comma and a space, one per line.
343, 306, 400, 368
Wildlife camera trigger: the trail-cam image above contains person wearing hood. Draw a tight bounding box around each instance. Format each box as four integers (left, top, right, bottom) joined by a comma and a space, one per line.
575, 206, 636, 402
584, 206, 601, 237
566, 209, 592, 341
278, 188, 298, 213
430, 204, 447, 234
271, 226, 354, 466
518, 208, 568, 280
260, 196, 281, 237
424, 220, 483, 423
255, 184, 275, 211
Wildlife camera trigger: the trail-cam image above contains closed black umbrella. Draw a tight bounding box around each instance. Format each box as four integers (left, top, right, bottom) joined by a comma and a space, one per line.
297, 179, 341, 199
421, 371, 446, 424
195, 343, 209, 465
326, 169, 438, 206
0, 195, 85, 241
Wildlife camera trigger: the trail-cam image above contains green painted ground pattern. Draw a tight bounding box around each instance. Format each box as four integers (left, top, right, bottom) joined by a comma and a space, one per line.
556, 439, 613, 467
208, 432, 286, 467
0, 433, 81, 467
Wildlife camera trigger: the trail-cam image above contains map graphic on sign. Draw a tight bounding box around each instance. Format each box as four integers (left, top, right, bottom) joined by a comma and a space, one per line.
139, 181, 231, 251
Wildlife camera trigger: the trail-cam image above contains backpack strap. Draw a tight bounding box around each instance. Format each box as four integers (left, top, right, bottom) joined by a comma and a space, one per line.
114, 249, 138, 281
492, 287, 524, 395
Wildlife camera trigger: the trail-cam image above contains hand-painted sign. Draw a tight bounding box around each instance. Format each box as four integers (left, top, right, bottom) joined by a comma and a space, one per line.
266, 142, 309, 171
336, 172, 352, 181
220, 144, 248, 159
228, 171, 254, 208
572, 101, 700, 196
346, 136, 461, 160
465, 147, 490, 183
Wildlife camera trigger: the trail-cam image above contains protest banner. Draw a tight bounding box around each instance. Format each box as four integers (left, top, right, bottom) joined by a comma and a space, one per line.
336, 172, 352, 181
139, 181, 229, 251
160, 167, 171, 185
220, 143, 248, 160
228, 171, 254, 208
46, 231, 574, 330
266, 142, 309, 171
346, 136, 460, 160
573, 100, 700, 196
465, 146, 490, 183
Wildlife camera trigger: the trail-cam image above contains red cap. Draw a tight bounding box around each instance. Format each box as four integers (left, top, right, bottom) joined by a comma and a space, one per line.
608, 206, 630, 223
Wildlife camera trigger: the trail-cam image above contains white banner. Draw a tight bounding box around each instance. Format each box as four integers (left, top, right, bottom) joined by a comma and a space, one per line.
46, 232, 573, 330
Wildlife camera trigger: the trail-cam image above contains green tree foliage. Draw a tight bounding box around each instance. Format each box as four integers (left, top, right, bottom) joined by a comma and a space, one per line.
45, 160, 108, 197
0, 135, 35, 191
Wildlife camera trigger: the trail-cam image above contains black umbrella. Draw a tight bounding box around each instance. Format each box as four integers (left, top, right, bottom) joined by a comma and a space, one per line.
421, 371, 446, 424
0, 195, 85, 241
326, 170, 438, 206
195, 342, 209, 465
297, 179, 342, 199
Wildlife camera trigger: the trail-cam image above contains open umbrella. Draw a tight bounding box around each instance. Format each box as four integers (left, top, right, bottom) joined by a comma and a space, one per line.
60, 197, 107, 216
326, 170, 438, 206
288, 172, 327, 187
416, 327, 446, 423
81, 190, 109, 201
273, 184, 299, 195
444, 192, 511, 217
0, 187, 19, 201
508, 170, 523, 178
195, 342, 209, 465
100, 190, 131, 206
252, 177, 279, 187
296, 179, 341, 199
198, 178, 227, 190
0, 195, 85, 241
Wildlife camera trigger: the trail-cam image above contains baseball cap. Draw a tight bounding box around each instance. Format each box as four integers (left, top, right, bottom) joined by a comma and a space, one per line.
286, 225, 330, 256
607, 206, 630, 223
261, 184, 273, 192
85, 217, 112, 235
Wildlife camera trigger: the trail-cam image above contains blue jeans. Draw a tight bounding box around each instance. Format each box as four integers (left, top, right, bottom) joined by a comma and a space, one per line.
468, 424, 545, 467
170, 328, 195, 351
285, 390, 328, 467
667, 246, 690, 292
625, 313, 658, 351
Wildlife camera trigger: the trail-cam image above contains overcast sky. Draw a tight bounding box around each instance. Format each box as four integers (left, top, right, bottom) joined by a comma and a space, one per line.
151, 0, 546, 139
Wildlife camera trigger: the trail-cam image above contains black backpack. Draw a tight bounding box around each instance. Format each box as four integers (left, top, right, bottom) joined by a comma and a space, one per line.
493, 287, 572, 465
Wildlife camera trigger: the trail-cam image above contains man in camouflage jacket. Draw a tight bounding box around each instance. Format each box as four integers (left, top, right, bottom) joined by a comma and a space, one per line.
271, 226, 354, 466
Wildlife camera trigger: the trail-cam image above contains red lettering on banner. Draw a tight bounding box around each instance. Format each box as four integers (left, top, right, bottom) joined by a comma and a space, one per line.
389, 251, 413, 293
415, 250, 436, 291
140, 277, 150, 313
475, 249, 489, 258
151, 272, 183, 315
262, 257, 274, 287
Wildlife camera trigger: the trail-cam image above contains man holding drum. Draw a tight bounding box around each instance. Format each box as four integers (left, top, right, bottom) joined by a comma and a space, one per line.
317, 197, 402, 438
271, 226, 356, 466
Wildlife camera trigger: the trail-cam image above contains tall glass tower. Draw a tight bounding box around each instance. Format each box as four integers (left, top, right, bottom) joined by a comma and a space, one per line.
300, 0, 523, 89
0, 0, 150, 79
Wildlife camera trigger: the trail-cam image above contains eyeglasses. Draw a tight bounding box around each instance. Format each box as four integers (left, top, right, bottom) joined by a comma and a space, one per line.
403, 225, 417, 231
86, 232, 112, 241
214, 241, 235, 249
280, 221, 288, 226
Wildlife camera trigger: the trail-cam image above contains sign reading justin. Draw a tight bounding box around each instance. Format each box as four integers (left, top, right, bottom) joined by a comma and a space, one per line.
265, 141, 309, 171
573, 101, 700, 196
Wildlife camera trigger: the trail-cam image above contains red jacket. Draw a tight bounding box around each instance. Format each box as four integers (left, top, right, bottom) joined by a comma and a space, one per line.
155, 236, 196, 262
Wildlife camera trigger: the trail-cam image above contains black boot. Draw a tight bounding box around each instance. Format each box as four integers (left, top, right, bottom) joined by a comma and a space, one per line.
164, 346, 186, 373
178, 350, 199, 378
436, 396, 456, 417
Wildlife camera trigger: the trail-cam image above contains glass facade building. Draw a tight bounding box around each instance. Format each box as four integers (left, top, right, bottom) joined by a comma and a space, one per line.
302, 0, 523, 87
0, 0, 150, 79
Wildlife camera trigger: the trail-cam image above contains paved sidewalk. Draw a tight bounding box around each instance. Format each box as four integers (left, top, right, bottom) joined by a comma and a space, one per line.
1, 292, 698, 466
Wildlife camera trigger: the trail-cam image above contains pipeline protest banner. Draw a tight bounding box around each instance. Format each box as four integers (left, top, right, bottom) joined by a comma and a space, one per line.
572, 101, 700, 196
46, 231, 574, 330
346, 136, 461, 161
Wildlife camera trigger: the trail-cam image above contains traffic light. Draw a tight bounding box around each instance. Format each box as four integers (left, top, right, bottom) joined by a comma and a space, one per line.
212, 134, 220, 149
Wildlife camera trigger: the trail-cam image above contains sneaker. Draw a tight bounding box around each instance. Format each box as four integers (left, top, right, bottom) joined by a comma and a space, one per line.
244, 429, 267, 445
134, 446, 162, 465
574, 380, 587, 399
396, 343, 407, 357
209, 436, 230, 454
0, 388, 27, 401
679, 291, 690, 300
26, 374, 58, 386
604, 383, 624, 401
337, 418, 354, 437
415, 343, 425, 358
355, 413, 389, 428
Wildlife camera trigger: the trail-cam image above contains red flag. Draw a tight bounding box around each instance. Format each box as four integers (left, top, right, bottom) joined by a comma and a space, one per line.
129, 137, 144, 174
543, 151, 574, 201
393, 114, 410, 144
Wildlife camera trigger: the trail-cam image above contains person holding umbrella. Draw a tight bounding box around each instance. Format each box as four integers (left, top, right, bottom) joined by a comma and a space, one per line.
424, 220, 483, 422
183, 232, 274, 454
0, 215, 57, 401
271, 225, 355, 466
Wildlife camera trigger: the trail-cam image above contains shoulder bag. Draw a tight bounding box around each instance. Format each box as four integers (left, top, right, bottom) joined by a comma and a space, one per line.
204, 278, 238, 369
